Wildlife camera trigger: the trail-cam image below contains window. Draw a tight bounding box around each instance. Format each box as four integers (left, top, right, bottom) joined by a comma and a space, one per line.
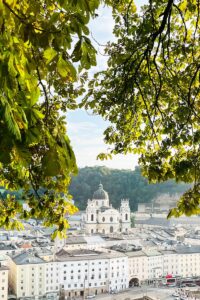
125, 213, 128, 221
110, 217, 113, 222
91, 214, 94, 221
102, 217, 105, 222
110, 226, 114, 233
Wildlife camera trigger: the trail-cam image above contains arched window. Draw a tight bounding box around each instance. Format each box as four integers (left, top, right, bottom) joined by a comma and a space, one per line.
102, 229, 105, 234
91, 229, 94, 234
110, 226, 113, 233
125, 213, 128, 221
91, 214, 94, 221
110, 217, 113, 222
102, 217, 105, 222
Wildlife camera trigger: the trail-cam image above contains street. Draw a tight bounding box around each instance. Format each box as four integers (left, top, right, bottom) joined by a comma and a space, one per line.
96, 286, 177, 300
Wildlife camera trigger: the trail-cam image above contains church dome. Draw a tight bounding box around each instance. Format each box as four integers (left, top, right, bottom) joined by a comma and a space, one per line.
93, 183, 109, 200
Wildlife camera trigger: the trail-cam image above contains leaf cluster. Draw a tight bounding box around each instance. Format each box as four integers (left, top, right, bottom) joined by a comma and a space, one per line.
0, 0, 113, 236
84, 0, 200, 218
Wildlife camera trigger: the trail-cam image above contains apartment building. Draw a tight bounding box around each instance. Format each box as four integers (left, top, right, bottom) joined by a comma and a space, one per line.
162, 246, 200, 278
9, 251, 59, 299
56, 248, 128, 298
9, 248, 128, 299
0, 263, 9, 299
127, 245, 200, 284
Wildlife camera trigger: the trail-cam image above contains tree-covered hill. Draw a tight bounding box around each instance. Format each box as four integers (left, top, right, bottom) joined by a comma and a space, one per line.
69, 166, 191, 211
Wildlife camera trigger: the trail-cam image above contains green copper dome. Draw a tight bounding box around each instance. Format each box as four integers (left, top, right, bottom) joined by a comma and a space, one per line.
93, 183, 109, 200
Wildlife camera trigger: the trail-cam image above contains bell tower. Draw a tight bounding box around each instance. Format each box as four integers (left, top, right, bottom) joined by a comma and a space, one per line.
120, 199, 131, 233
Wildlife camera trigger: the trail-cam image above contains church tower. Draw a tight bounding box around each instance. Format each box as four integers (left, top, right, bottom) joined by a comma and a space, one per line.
85, 199, 97, 234
120, 199, 131, 233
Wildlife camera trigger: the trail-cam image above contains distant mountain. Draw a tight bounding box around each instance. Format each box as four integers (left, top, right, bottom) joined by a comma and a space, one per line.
69, 166, 191, 211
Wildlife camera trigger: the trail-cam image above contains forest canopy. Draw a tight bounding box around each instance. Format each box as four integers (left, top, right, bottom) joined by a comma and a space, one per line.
69, 166, 190, 211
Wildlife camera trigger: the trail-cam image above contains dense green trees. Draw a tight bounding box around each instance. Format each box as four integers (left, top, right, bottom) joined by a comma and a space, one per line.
85, 0, 200, 218
0, 0, 121, 235
0, 0, 138, 235
69, 166, 190, 211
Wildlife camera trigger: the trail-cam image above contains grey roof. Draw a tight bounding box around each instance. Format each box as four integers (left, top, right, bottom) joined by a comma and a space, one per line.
125, 250, 146, 258
175, 245, 200, 254
12, 251, 45, 265
65, 236, 87, 245
143, 249, 162, 257
56, 249, 126, 261
93, 184, 108, 200
136, 216, 200, 227
161, 250, 177, 255
136, 217, 171, 227
0, 243, 17, 251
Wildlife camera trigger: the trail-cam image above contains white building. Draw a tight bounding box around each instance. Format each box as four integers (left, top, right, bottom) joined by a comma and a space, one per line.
0, 262, 9, 299
85, 184, 131, 234
162, 246, 200, 278
56, 248, 128, 298
9, 250, 59, 299
126, 245, 200, 285
9, 248, 128, 299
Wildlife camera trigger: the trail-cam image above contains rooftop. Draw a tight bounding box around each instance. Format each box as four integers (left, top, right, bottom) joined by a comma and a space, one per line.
56, 248, 126, 261
12, 251, 45, 265
65, 236, 87, 245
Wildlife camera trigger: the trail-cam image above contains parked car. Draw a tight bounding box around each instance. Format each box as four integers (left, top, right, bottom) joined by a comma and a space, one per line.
168, 284, 176, 287
86, 295, 96, 299
186, 283, 196, 287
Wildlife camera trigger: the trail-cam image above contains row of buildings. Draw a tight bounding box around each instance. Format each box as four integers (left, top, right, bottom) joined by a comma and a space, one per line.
1, 184, 200, 299
1, 239, 200, 299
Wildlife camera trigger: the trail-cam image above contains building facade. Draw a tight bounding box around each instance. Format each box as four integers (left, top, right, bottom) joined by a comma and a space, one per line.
127, 246, 200, 285
0, 264, 8, 299
9, 251, 59, 299
57, 248, 129, 298
85, 184, 131, 234
9, 248, 128, 299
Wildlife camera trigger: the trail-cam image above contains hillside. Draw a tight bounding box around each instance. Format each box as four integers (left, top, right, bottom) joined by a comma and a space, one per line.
69, 166, 191, 211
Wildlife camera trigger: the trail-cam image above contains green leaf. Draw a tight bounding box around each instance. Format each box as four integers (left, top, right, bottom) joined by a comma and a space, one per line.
57, 56, 77, 80
43, 48, 57, 64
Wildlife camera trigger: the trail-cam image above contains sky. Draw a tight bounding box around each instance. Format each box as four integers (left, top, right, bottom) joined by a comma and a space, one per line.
67, 1, 147, 170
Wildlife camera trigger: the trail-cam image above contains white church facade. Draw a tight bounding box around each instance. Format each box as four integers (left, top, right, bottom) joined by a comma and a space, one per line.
85, 184, 131, 234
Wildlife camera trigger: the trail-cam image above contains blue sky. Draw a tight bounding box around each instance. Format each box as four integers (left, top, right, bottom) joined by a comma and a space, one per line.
67, 1, 147, 170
